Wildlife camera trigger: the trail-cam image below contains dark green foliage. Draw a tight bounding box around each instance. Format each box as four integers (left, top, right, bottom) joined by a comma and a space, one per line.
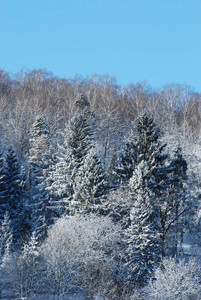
111, 134, 137, 184
75, 93, 90, 112
68, 113, 92, 170
112, 113, 168, 188
169, 143, 187, 187
29, 115, 49, 144
107, 150, 117, 182
0, 153, 8, 222
134, 113, 169, 193
6, 147, 29, 246
164, 143, 188, 256
6, 148, 21, 215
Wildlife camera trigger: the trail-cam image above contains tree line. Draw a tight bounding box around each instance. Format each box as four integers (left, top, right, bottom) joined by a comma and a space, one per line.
0, 68, 201, 163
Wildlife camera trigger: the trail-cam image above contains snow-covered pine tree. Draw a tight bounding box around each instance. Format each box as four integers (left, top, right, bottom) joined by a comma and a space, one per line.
112, 113, 168, 187
29, 115, 51, 242
124, 161, 161, 287
106, 150, 117, 185
111, 134, 137, 185
0, 153, 8, 223
67, 94, 93, 169
170, 143, 187, 184
46, 94, 93, 218
45, 141, 74, 219
72, 147, 108, 214
6, 147, 27, 246
133, 113, 192, 261
165, 143, 188, 256
134, 112, 169, 188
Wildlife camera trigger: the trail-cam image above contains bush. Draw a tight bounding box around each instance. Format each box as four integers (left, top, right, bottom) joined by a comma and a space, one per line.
143, 257, 201, 300
42, 214, 126, 299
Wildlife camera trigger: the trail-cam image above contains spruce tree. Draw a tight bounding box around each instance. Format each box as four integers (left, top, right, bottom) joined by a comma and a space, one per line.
67, 94, 92, 169
46, 94, 93, 217
165, 143, 188, 256
6, 147, 27, 246
29, 115, 51, 241
112, 113, 168, 187
124, 161, 161, 287
114, 113, 179, 260
46, 141, 74, 218
0, 153, 8, 222
72, 148, 108, 214
111, 134, 137, 184
133, 114, 191, 260
106, 150, 117, 185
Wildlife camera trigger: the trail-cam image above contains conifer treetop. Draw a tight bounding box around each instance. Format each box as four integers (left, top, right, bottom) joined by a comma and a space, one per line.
29, 115, 49, 142
75, 94, 90, 113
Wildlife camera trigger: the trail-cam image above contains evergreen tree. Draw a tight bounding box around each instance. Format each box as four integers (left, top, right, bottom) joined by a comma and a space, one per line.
46, 94, 93, 218
67, 94, 92, 169
72, 148, 108, 214
0, 153, 8, 222
124, 161, 161, 287
46, 141, 74, 218
132, 114, 190, 260
114, 113, 182, 261
29, 115, 49, 145
29, 115, 51, 241
169, 143, 187, 188
106, 150, 117, 184
29, 115, 50, 183
164, 143, 188, 256
112, 113, 168, 187
134, 113, 169, 189
111, 134, 137, 184
6, 147, 26, 245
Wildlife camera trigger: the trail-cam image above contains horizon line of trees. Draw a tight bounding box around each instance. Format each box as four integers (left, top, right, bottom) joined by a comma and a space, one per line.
0, 68, 201, 164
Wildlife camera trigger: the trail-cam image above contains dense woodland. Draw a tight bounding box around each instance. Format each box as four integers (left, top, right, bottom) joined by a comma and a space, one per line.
0, 68, 201, 299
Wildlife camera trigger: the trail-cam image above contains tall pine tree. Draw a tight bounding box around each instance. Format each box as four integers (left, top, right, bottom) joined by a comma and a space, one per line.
6, 147, 27, 246
124, 161, 161, 287
112, 113, 168, 188
111, 134, 137, 184
29, 115, 51, 241
164, 143, 188, 257
0, 153, 8, 222
72, 148, 108, 214
46, 94, 93, 217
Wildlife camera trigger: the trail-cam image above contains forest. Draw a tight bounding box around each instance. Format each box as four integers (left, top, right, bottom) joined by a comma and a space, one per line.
0, 68, 201, 299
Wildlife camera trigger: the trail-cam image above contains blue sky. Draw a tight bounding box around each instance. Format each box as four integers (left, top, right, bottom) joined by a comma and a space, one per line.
1, 0, 201, 92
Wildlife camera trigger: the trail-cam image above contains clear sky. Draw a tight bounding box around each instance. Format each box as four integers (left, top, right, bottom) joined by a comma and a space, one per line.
1, 0, 201, 92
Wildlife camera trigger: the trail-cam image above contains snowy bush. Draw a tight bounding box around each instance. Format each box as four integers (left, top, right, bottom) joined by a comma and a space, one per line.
0, 212, 13, 265
143, 257, 201, 300
42, 214, 126, 299
1, 231, 42, 299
